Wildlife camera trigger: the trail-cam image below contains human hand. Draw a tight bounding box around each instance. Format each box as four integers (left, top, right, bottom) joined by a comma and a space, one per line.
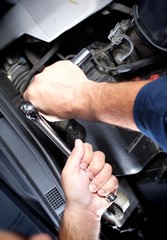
23, 60, 95, 122
61, 138, 118, 219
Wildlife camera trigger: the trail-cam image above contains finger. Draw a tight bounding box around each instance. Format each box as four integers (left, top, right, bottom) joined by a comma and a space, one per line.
40, 113, 64, 122
86, 151, 105, 178
97, 175, 118, 197
89, 163, 112, 193
64, 139, 85, 174
23, 75, 38, 101
80, 143, 93, 170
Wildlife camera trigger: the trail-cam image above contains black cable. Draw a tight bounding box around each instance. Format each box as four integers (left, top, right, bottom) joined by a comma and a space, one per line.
117, 55, 161, 73
22, 44, 59, 92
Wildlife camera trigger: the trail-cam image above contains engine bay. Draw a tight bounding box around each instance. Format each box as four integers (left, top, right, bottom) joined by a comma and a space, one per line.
1, 0, 167, 239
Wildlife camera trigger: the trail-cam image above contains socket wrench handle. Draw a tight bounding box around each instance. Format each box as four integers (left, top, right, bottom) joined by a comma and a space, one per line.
20, 102, 71, 157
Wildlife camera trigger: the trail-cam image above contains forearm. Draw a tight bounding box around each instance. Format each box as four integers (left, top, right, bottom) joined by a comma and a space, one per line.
75, 80, 151, 131
58, 208, 101, 240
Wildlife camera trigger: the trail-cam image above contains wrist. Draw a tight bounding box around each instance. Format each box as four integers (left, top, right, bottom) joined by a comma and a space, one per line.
73, 80, 100, 121
64, 205, 101, 223
59, 206, 101, 240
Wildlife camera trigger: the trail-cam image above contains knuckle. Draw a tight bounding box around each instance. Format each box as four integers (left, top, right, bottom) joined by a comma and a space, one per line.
105, 163, 112, 172
112, 175, 118, 186
84, 142, 93, 152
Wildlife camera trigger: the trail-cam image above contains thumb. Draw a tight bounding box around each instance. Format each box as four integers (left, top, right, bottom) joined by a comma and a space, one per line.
65, 139, 85, 172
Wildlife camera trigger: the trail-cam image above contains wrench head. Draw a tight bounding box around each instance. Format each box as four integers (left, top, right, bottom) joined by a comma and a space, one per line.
20, 102, 39, 121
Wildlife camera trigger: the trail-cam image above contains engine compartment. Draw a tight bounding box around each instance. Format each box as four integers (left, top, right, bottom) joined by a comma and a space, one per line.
1, 1, 167, 239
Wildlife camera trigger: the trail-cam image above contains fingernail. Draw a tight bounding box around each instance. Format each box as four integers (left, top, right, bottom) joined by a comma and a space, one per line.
75, 139, 81, 148
80, 163, 87, 170
98, 189, 105, 196
86, 171, 94, 180
89, 184, 97, 192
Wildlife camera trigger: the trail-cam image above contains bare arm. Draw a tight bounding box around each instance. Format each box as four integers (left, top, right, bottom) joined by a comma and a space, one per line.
75, 80, 150, 131
59, 209, 101, 240
23, 60, 150, 130
58, 139, 118, 240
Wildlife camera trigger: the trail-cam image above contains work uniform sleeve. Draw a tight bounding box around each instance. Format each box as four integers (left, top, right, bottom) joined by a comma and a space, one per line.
133, 76, 167, 152
138, 0, 167, 48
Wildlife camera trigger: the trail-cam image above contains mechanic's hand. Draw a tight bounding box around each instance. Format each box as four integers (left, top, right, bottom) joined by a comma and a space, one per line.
0, 231, 51, 240
23, 60, 95, 122
61, 139, 118, 218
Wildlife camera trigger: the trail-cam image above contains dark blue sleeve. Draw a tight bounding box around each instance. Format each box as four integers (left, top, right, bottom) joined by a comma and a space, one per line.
133, 76, 167, 152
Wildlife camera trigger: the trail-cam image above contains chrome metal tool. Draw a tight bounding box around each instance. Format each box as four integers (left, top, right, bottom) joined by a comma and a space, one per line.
20, 102, 71, 157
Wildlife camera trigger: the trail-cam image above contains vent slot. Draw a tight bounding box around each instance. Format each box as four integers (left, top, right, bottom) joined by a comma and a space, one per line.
45, 187, 65, 210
